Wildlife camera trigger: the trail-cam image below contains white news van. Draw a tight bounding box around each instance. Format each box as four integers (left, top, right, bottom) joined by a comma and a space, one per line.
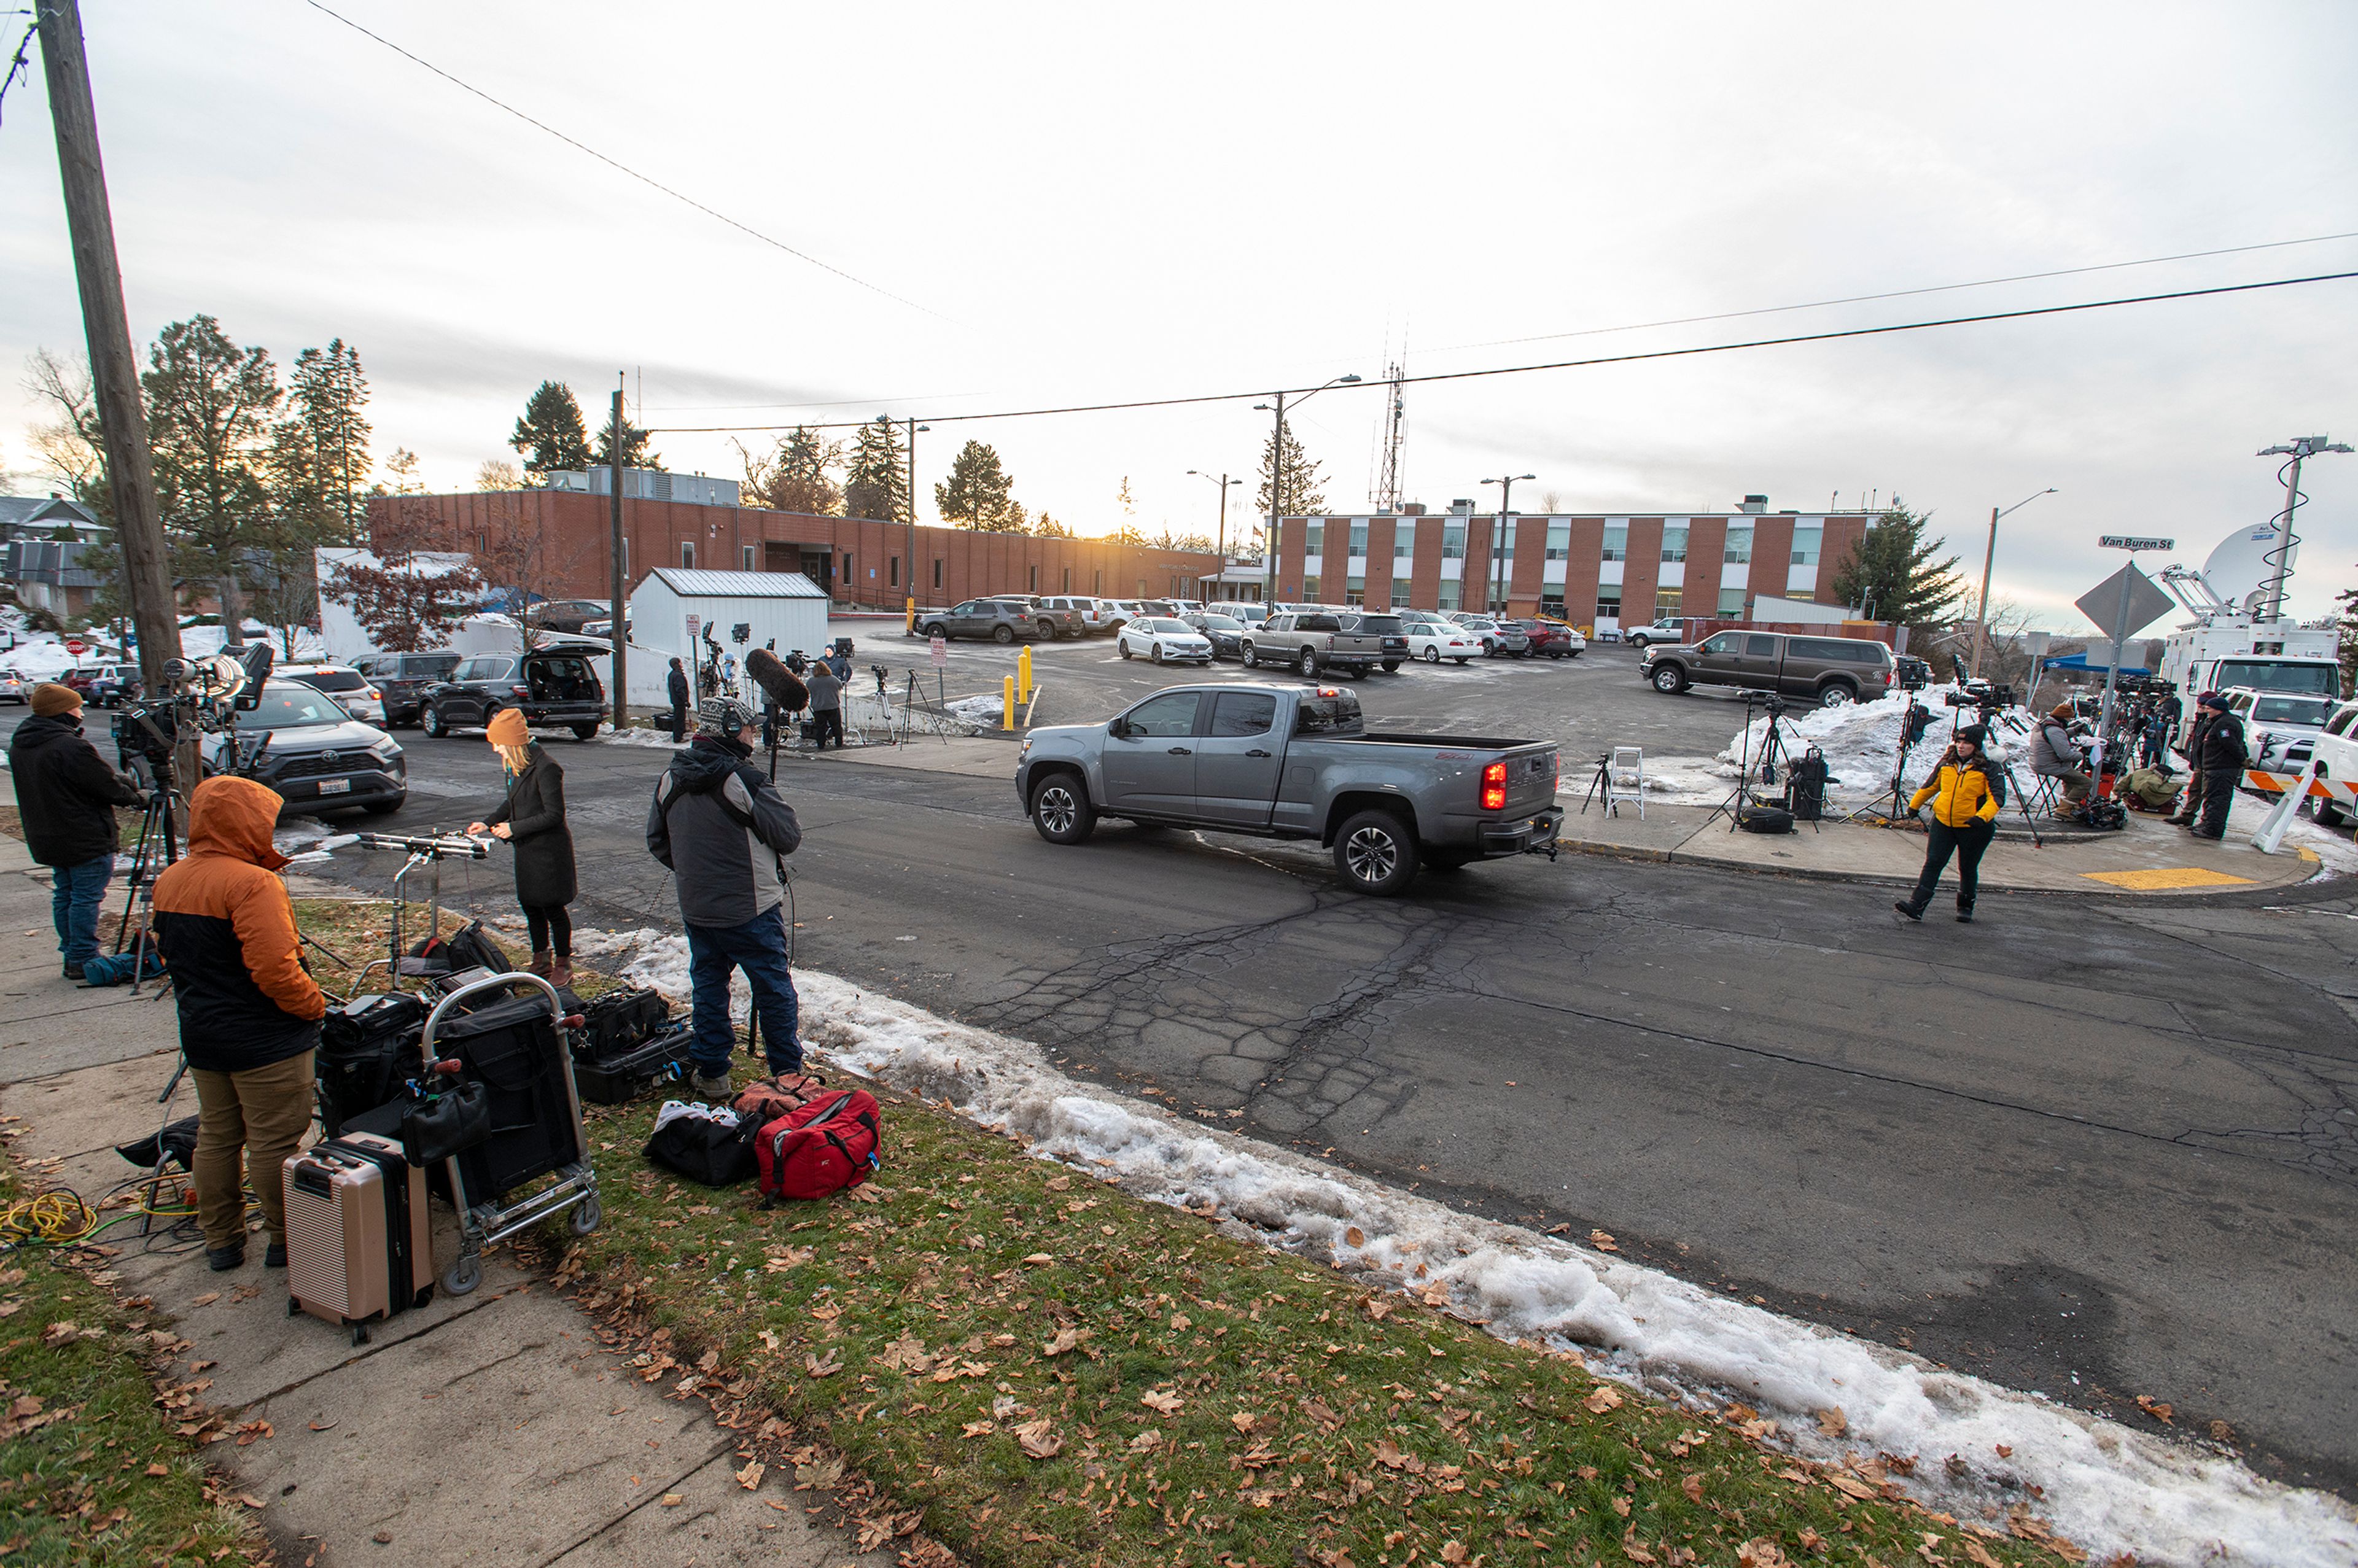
2157, 619, 2340, 751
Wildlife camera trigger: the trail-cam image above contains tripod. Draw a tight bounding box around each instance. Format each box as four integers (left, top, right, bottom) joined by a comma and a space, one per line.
112, 785, 183, 998
1708, 693, 1793, 832
1580, 752, 1617, 817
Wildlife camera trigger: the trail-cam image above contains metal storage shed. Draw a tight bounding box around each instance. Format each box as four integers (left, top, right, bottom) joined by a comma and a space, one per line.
625, 569, 831, 704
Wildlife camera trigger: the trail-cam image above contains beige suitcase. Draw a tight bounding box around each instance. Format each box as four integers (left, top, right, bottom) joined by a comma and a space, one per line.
283, 1131, 433, 1344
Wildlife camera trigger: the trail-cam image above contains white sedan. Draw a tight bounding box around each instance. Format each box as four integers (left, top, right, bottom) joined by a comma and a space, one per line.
1116, 618, 1213, 666
1403, 624, 1480, 666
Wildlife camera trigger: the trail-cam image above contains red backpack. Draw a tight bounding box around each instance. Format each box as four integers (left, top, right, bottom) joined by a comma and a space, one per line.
755, 1089, 882, 1201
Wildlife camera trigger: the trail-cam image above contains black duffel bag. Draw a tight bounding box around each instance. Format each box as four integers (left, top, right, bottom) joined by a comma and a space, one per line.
398, 1079, 491, 1166
317, 992, 427, 1136
644, 1104, 757, 1186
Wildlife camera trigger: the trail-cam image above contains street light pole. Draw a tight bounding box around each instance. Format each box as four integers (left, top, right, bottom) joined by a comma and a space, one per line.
902, 417, 928, 630
1968, 487, 2056, 679
1187, 470, 1242, 599
1255, 375, 1361, 607
1479, 473, 1535, 616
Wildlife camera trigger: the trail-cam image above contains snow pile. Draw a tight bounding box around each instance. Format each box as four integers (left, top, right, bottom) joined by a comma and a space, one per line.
1630, 688, 2040, 806
943, 693, 1003, 724
272, 824, 359, 864
605, 726, 685, 751
605, 931, 2354, 1567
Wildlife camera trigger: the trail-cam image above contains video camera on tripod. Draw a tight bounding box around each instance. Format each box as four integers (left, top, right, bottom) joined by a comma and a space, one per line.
112, 644, 276, 789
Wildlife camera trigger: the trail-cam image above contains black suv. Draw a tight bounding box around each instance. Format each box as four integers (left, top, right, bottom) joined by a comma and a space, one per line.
352, 651, 461, 727
417, 650, 606, 739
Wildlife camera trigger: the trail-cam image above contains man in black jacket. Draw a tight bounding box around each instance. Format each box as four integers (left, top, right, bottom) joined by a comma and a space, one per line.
666, 657, 691, 743
2163, 699, 2215, 826
647, 698, 804, 1095
9, 683, 142, 979
2190, 690, 2247, 840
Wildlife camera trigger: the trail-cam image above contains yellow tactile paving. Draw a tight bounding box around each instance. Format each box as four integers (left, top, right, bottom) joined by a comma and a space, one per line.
2080, 866, 2258, 890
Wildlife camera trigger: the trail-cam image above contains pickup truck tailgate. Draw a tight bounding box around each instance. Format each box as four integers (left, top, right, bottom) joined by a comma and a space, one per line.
1494, 745, 1558, 814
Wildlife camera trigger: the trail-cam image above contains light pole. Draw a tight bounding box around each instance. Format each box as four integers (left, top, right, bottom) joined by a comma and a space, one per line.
1478, 473, 1534, 616
899, 417, 928, 629
1255, 374, 1361, 605
1186, 470, 1243, 599
1968, 487, 2056, 679
2257, 437, 2351, 622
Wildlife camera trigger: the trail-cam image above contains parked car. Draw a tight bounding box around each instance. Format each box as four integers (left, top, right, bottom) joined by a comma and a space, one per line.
1242, 611, 1391, 678
1134, 599, 1185, 619
1117, 617, 1214, 666
2219, 686, 2337, 774
1641, 629, 1895, 707
529, 598, 612, 635
351, 651, 462, 727
276, 661, 387, 726
417, 649, 607, 739
912, 599, 1072, 644
1624, 620, 1691, 650
1403, 622, 1480, 666
1450, 616, 1530, 658
64, 662, 141, 705
1333, 612, 1412, 672
1512, 620, 1583, 659
2306, 699, 2358, 826
1230, 604, 1271, 629
1040, 595, 1120, 634
1181, 612, 1250, 659
1016, 683, 1563, 896
119, 680, 407, 817
0, 670, 21, 705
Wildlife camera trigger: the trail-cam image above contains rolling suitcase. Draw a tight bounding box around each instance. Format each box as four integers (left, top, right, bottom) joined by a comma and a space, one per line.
283, 1132, 434, 1345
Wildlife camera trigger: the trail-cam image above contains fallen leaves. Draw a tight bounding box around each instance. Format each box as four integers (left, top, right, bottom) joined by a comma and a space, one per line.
1815, 1405, 1848, 1438
803, 1349, 842, 1378
1021, 1253, 1055, 1267
1589, 1228, 1619, 1253
1344, 1225, 1366, 1248
189, 1292, 220, 1309
1583, 1385, 1624, 1415
1138, 1388, 1183, 1415
1012, 1417, 1062, 1459
735, 1459, 766, 1489
1128, 1428, 1162, 1453
2134, 1394, 2174, 1424
1737, 1539, 1788, 1568
1042, 1327, 1088, 1357
1372, 1439, 1425, 1475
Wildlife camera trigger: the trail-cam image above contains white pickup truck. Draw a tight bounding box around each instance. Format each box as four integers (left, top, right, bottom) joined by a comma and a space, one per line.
1014, 683, 1562, 895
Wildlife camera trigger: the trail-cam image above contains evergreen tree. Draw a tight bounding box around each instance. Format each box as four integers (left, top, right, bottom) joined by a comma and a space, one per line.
842, 417, 909, 522
1253, 417, 1326, 518
935, 439, 1019, 530
1032, 512, 1072, 539
739, 427, 842, 514
508, 381, 594, 478
591, 408, 658, 470
1827, 501, 1963, 637
143, 315, 282, 632
289, 339, 370, 536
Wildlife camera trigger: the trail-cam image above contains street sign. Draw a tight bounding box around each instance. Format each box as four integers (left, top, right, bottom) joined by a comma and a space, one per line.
2099, 535, 2174, 552
684, 614, 701, 636
928, 635, 947, 670
64, 640, 85, 656
2074, 562, 2173, 642
2023, 631, 2052, 659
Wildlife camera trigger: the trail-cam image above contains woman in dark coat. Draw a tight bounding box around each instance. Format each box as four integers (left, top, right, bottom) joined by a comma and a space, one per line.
469, 707, 578, 984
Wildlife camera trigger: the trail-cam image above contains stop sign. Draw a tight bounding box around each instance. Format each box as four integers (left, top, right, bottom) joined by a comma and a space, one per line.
65, 640, 85, 656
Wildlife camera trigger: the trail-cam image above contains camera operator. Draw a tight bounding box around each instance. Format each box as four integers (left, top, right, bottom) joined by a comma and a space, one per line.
2030, 702, 2092, 812
1893, 724, 2001, 925
666, 656, 690, 743
2164, 694, 2217, 827
646, 697, 804, 1096
805, 659, 844, 750
8, 682, 144, 979
2187, 690, 2247, 841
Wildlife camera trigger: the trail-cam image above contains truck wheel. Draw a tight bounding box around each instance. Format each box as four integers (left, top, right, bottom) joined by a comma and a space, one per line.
1650, 665, 1687, 694
1030, 774, 1097, 845
1334, 809, 1418, 896
1296, 647, 1319, 677
1381, 661, 1401, 673
1817, 681, 1857, 708
1036, 621, 1057, 640
1242, 645, 1259, 668
570, 723, 599, 741
2317, 798, 2347, 828
992, 625, 1016, 645
1628, 634, 1649, 650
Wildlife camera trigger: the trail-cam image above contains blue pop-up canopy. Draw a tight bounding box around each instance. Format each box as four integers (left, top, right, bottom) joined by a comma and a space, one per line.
2042, 650, 2152, 678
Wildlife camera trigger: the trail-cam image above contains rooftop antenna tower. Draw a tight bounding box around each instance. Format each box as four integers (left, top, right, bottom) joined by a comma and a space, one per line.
1372, 359, 1407, 513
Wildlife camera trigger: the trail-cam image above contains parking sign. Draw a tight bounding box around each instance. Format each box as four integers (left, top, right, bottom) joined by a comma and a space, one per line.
929, 635, 947, 670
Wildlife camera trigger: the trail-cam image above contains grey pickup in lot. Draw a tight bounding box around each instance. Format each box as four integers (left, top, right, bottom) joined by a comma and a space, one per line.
1240, 611, 1398, 677
1014, 683, 1563, 895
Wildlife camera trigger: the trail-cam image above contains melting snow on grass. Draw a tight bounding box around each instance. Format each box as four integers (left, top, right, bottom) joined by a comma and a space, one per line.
606, 931, 2354, 1567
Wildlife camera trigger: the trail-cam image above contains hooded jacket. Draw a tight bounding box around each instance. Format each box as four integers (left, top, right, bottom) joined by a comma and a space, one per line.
152, 776, 327, 1073
7, 712, 142, 867
646, 733, 802, 926
667, 664, 690, 708
1909, 759, 2001, 829
2029, 718, 2085, 775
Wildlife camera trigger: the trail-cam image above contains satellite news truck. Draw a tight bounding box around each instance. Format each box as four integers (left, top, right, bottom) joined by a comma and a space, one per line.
2154, 517, 2342, 752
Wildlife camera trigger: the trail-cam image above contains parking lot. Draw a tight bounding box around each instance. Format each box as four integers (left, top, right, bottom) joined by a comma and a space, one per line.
833, 617, 1750, 763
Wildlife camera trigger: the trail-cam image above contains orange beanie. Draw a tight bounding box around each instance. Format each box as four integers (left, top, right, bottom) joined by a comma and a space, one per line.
484, 708, 530, 746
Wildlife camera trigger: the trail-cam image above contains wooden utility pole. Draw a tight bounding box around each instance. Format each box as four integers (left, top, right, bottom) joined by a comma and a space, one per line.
609, 380, 628, 729
39, 0, 192, 795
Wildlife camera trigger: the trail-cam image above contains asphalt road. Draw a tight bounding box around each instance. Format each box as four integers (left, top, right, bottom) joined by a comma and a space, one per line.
9, 677, 2354, 1499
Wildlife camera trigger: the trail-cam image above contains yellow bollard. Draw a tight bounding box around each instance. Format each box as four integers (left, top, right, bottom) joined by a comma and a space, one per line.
1018, 645, 1033, 703
1003, 674, 1016, 730
905, 596, 915, 635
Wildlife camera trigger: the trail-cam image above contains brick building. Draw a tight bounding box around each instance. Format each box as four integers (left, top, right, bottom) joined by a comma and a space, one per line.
366, 480, 1222, 611
1261, 495, 1874, 632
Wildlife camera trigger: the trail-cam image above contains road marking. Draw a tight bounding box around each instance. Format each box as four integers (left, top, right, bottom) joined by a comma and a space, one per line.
2080, 867, 2256, 890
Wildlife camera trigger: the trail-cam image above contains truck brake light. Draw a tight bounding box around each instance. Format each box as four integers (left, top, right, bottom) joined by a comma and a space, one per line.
1481, 761, 1508, 811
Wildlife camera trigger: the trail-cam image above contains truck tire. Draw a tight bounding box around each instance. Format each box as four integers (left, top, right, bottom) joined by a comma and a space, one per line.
1816, 680, 1858, 707
1030, 773, 1097, 845
570, 722, 599, 741
1334, 808, 1418, 896
1296, 646, 1319, 677
1628, 634, 1650, 650
1650, 664, 1688, 694
992, 624, 1016, 645
1381, 661, 1401, 673
1242, 644, 1259, 668
1036, 621, 1057, 640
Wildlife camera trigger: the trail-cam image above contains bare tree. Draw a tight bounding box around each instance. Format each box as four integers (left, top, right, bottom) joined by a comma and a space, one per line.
324, 500, 480, 651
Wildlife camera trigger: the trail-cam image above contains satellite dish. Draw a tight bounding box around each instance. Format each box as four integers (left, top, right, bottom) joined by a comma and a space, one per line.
2201, 521, 2291, 608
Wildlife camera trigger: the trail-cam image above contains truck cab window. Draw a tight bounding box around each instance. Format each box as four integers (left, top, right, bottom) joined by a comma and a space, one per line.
1120, 693, 1200, 737
1210, 693, 1277, 736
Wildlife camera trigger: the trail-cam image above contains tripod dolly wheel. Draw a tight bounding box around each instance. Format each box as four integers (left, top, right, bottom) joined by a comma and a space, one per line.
444, 1255, 482, 1297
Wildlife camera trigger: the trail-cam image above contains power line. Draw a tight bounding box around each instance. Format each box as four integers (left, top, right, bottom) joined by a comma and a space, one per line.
647, 267, 2358, 435
1415, 229, 2358, 355
297, 0, 943, 320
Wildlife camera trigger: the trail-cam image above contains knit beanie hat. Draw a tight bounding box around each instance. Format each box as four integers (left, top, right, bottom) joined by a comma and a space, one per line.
2198, 690, 2229, 712
484, 707, 531, 746
2049, 703, 2074, 722
31, 683, 81, 718
1955, 724, 1988, 748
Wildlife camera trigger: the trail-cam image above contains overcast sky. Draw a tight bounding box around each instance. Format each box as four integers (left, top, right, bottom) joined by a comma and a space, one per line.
4, 1, 2355, 627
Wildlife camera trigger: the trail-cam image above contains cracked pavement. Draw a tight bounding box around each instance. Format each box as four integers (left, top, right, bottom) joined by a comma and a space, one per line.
295, 716, 2358, 1500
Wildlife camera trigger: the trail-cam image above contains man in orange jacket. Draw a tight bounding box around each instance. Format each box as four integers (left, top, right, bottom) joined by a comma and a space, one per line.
152, 777, 328, 1273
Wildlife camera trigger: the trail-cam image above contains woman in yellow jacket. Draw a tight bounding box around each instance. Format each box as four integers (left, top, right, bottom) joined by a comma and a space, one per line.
1894, 724, 2001, 924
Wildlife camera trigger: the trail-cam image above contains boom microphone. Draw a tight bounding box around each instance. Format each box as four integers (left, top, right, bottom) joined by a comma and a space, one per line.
744, 646, 808, 712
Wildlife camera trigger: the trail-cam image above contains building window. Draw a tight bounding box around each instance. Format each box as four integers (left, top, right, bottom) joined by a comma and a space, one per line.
1395, 531, 1414, 559
1719, 587, 1746, 615
1540, 596, 1566, 618
1390, 581, 1411, 607
1345, 586, 1364, 607
680, 541, 696, 569
1437, 580, 1461, 610
738, 544, 753, 571
1601, 525, 1626, 563
842, 552, 852, 584
1092, 569, 1102, 592
1348, 523, 1368, 557
1595, 592, 1621, 621
1655, 587, 1682, 618
1302, 573, 1320, 601
1304, 521, 1323, 556
1546, 522, 1570, 562
1442, 523, 1466, 559
888, 555, 900, 588
1662, 526, 1687, 564
935, 559, 944, 588
1792, 527, 1821, 566
1062, 567, 1072, 591
1724, 527, 1752, 565
1029, 564, 1040, 591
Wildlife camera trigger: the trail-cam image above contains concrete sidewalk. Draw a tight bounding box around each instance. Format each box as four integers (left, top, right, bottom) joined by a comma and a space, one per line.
0, 831, 893, 1568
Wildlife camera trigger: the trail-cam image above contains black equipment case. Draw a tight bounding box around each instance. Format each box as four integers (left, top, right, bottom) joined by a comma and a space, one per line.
316, 993, 427, 1137
573, 1022, 698, 1106
430, 994, 584, 1201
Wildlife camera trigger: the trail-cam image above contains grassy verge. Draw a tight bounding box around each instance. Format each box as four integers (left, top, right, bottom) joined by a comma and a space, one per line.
0, 1160, 267, 1566
556, 1084, 2080, 1568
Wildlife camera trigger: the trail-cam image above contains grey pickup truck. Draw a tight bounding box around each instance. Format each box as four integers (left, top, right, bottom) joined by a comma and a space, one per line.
1240, 611, 1401, 677
1015, 683, 1562, 895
